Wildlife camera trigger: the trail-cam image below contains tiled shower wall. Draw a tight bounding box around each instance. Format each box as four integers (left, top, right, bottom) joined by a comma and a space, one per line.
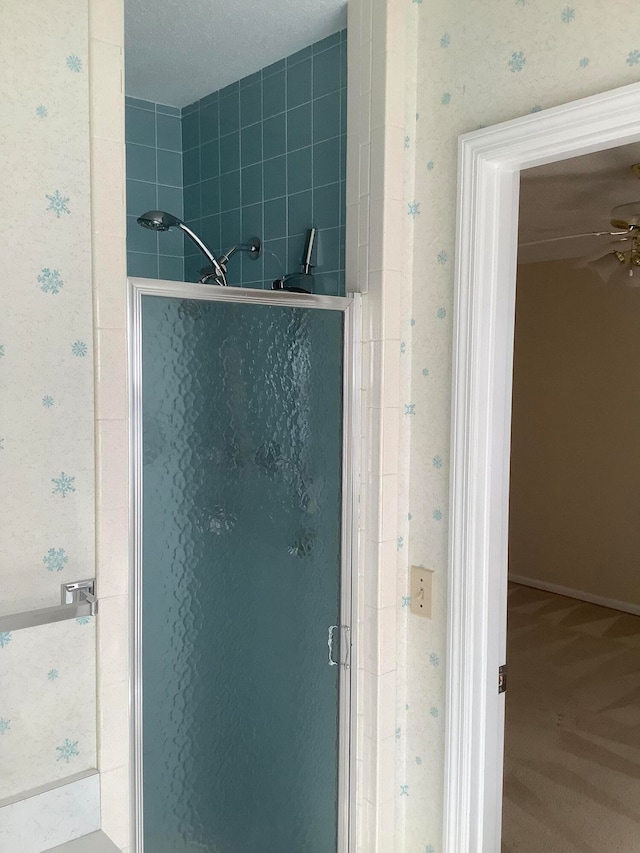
181, 30, 347, 294
125, 97, 184, 281
124, 32, 347, 295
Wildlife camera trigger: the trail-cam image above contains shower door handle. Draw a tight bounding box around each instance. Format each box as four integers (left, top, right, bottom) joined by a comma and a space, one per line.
327, 624, 351, 669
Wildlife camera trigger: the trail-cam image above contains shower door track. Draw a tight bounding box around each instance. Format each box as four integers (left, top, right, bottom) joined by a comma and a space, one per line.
128, 277, 360, 853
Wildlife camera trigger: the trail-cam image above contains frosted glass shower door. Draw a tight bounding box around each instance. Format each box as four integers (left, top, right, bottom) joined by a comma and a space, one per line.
133, 285, 354, 853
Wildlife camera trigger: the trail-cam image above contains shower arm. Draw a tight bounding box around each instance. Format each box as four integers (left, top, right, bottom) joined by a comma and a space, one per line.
178, 222, 227, 279
218, 238, 262, 269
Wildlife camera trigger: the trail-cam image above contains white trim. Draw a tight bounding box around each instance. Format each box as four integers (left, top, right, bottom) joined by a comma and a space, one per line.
128, 279, 360, 852
0, 772, 100, 853
445, 80, 640, 853
508, 575, 640, 618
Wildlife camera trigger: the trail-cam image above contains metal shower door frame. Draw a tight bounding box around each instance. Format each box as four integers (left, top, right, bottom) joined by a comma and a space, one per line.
128, 277, 361, 853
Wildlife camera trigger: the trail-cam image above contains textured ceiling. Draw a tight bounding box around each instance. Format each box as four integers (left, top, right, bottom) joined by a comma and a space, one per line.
125, 0, 347, 107
518, 142, 640, 264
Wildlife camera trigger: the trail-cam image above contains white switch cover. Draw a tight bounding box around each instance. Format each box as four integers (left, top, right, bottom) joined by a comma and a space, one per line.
410, 566, 433, 618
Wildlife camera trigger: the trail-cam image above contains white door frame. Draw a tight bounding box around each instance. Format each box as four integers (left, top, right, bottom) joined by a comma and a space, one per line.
444, 81, 640, 853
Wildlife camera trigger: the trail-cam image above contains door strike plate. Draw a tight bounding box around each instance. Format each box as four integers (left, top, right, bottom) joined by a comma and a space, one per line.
498, 664, 507, 694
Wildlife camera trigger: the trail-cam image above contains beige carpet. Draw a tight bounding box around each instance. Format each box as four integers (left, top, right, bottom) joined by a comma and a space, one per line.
502, 583, 640, 853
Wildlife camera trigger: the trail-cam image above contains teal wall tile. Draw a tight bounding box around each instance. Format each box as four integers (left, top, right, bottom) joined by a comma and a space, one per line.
313, 271, 341, 296
241, 250, 264, 284
315, 226, 341, 272
157, 149, 182, 188
220, 170, 241, 212
201, 214, 220, 253
287, 232, 307, 271
219, 90, 240, 136
127, 179, 157, 217
221, 209, 241, 249
242, 202, 263, 239
287, 58, 312, 109
156, 112, 182, 151
184, 254, 202, 282
313, 45, 341, 99
181, 108, 200, 150
287, 45, 312, 66
158, 224, 184, 257
241, 163, 263, 206
159, 255, 183, 281
126, 143, 156, 183
241, 82, 262, 127
157, 103, 180, 116
220, 132, 240, 173
126, 107, 155, 147
263, 58, 286, 78
287, 147, 312, 195
288, 190, 313, 235
313, 137, 341, 187
263, 155, 286, 200
264, 238, 287, 281
201, 140, 219, 180
313, 92, 341, 143
263, 71, 286, 119
184, 183, 201, 219
313, 182, 341, 229
128, 251, 159, 278
241, 122, 262, 166
200, 100, 219, 143
313, 32, 341, 54
241, 69, 262, 89
126, 96, 154, 111
287, 103, 312, 151
264, 197, 287, 240
157, 185, 183, 219
263, 114, 286, 161
183, 146, 200, 186
201, 177, 220, 217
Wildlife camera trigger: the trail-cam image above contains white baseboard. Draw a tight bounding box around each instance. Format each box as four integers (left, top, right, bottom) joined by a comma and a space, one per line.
0, 771, 100, 853
509, 574, 640, 617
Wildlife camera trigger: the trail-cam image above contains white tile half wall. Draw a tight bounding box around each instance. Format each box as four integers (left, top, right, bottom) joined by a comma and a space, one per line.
347, 1, 416, 850
0, 772, 100, 852
88, 0, 129, 849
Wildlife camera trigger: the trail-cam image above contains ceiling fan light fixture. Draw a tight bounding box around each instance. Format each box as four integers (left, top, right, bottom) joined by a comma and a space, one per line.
609, 201, 640, 231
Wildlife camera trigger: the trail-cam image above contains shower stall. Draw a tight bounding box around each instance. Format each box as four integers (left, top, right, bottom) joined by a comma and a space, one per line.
129, 277, 359, 853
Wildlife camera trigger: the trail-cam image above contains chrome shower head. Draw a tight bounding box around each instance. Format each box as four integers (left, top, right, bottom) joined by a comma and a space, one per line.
136, 210, 228, 284
137, 210, 182, 232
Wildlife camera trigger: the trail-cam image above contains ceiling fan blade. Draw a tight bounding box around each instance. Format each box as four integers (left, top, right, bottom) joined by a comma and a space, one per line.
519, 229, 628, 249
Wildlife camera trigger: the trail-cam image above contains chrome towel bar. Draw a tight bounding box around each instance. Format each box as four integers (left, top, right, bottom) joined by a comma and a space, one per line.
0, 579, 97, 633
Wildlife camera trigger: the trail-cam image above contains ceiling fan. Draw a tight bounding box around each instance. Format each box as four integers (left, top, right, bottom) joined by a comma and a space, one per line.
520, 201, 640, 286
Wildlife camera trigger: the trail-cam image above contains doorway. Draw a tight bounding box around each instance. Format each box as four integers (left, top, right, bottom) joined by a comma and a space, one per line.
444, 82, 640, 853
503, 147, 640, 849
129, 279, 359, 853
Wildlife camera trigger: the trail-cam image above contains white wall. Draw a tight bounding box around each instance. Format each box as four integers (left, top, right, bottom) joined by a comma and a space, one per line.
509, 260, 640, 608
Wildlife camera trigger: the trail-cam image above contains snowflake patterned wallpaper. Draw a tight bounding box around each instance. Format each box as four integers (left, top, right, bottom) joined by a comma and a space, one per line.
397, 1, 640, 850
0, 0, 97, 799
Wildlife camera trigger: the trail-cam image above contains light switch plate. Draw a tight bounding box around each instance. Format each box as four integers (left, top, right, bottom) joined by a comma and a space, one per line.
410, 565, 433, 618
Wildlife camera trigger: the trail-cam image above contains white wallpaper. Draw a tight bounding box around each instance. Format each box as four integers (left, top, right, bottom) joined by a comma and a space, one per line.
0, 0, 97, 799
399, 1, 640, 850
0, 619, 97, 799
